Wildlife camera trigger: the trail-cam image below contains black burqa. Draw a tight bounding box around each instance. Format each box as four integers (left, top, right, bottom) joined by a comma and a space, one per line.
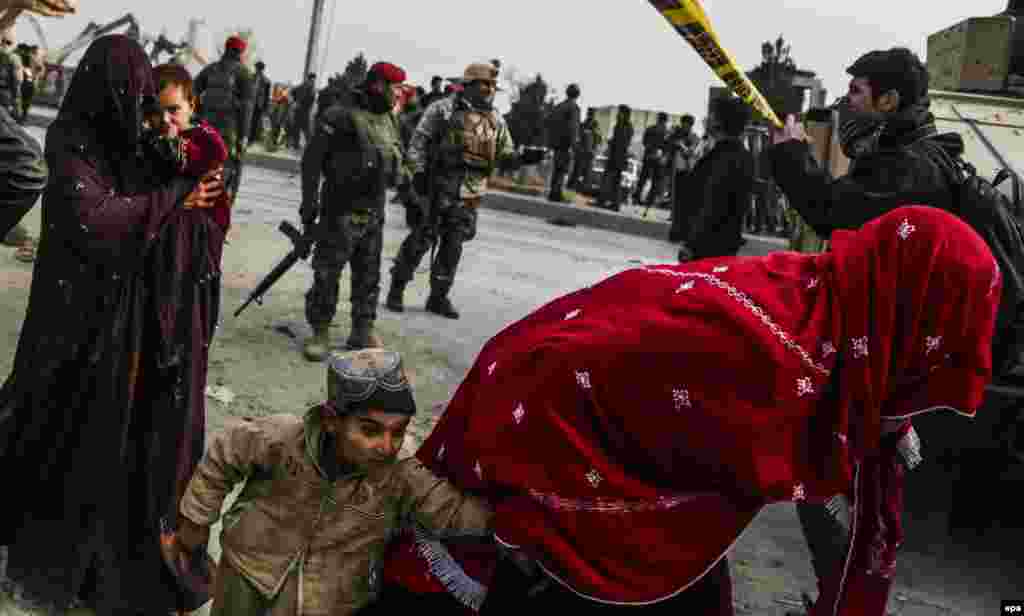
0, 35, 224, 614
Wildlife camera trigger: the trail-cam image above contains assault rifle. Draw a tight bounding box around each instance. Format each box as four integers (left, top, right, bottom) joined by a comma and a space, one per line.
234, 220, 315, 317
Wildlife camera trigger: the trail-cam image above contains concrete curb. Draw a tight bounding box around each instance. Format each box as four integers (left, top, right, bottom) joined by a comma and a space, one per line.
24, 109, 789, 251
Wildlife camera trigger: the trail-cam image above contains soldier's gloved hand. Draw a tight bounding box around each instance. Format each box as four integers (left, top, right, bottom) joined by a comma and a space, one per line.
412, 172, 429, 197
519, 148, 545, 166
300, 201, 318, 227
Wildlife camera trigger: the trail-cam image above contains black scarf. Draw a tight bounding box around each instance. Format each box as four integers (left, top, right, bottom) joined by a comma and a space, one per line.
838, 97, 937, 160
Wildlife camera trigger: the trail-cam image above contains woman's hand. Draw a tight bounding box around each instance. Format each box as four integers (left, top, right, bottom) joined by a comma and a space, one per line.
183, 169, 224, 210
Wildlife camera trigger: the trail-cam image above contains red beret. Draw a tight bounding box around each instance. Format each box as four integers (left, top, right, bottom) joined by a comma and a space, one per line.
225, 36, 247, 52
368, 62, 406, 84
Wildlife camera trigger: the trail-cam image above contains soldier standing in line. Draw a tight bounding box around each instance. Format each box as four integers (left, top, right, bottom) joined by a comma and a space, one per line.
568, 107, 601, 191
194, 35, 254, 205
290, 72, 317, 149
634, 111, 670, 205
593, 104, 633, 211
249, 60, 271, 145
299, 62, 409, 360
546, 83, 581, 203
385, 62, 544, 319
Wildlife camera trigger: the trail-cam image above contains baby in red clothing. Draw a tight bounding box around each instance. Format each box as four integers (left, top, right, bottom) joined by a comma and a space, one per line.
145, 63, 231, 231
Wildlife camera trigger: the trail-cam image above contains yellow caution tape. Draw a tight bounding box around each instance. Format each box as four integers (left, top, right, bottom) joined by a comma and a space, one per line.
647, 0, 783, 128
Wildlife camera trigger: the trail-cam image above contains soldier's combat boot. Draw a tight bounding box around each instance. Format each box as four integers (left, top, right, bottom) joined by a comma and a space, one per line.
425, 293, 460, 319
386, 281, 407, 313
346, 320, 382, 350
303, 326, 330, 362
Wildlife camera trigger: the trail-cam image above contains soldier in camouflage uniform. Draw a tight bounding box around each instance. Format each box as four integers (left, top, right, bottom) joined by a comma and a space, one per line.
385, 63, 543, 319
194, 35, 254, 205
0, 26, 22, 119
300, 62, 409, 360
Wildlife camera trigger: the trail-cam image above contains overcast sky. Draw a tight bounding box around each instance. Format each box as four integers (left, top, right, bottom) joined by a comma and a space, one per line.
13, 0, 1012, 122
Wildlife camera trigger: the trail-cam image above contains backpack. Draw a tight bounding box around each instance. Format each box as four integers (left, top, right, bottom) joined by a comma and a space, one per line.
945, 155, 1024, 378
200, 61, 238, 115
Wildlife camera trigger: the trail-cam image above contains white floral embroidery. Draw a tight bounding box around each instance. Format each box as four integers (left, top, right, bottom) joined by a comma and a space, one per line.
851, 336, 869, 359
585, 469, 603, 488
991, 261, 1001, 296
676, 280, 695, 293
713, 266, 729, 273
564, 309, 582, 320
835, 432, 848, 444
474, 461, 483, 480
925, 336, 942, 355
513, 403, 525, 424
793, 483, 807, 501
672, 388, 692, 411
796, 377, 816, 397
487, 362, 497, 376
821, 341, 837, 358
807, 276, 819, 289
645, 268, 830, 376
527, 489, 700, 512
437, 444, 446, 461
575, 370, 592, 389
897, 218, 916, 240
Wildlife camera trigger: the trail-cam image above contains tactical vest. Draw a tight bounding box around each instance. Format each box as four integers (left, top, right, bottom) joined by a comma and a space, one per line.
0, 50, 17, 108
439, 108, 499, 172
324, 107, 401, 195
200, 61, 239, 115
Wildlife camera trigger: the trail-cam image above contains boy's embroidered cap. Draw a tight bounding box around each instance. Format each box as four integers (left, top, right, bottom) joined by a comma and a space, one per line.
325, 349, 416, 416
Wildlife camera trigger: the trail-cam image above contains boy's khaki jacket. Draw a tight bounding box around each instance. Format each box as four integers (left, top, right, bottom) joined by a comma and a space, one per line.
180, 411, 491, 614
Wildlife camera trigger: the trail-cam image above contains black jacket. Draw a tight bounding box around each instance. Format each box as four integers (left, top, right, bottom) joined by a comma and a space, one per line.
0, 105, 47, 237
686, 137, 755, 258
766, 130, 963, 237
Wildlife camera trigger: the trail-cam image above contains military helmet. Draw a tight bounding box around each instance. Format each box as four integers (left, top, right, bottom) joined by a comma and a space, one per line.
325, 349, 416, 416
461, 62, 499, 84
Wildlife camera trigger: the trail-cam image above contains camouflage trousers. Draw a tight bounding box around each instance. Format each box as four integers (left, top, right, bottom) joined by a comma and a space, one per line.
201, 114, 245, 200
306, 208, 384, 330
390, 196, 478, 298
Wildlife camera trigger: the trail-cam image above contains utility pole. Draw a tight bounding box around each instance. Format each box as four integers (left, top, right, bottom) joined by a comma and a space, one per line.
303, 0, 327, 85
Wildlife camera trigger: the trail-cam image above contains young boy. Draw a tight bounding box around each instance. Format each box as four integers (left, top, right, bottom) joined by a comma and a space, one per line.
168, 349, 493, 615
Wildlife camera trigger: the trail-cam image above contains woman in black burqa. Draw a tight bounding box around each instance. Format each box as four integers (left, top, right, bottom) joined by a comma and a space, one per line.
0, 35, 225, 614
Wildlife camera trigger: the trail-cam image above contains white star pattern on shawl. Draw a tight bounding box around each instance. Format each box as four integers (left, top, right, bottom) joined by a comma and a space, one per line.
821, 341, 837, 358
487, 362, 497, 376
474, 461, 483, 480
513, 403, 525, 424
576, 370, 592, 389
835, 432, 848, 444
897, 218, 916, 240
676, 280, 695, 293
793, 483, 807, 501
925, 336, 942, 355
564, 309, 582, 320
851, 337, 869, 359
991, 260, 1001, 296
713, 266, 729, 273
672, 388, 692, 411
437, 445, 445, 461
585, 469, 603, 488
807, 276, 820, 289
796, 377, 816, 397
